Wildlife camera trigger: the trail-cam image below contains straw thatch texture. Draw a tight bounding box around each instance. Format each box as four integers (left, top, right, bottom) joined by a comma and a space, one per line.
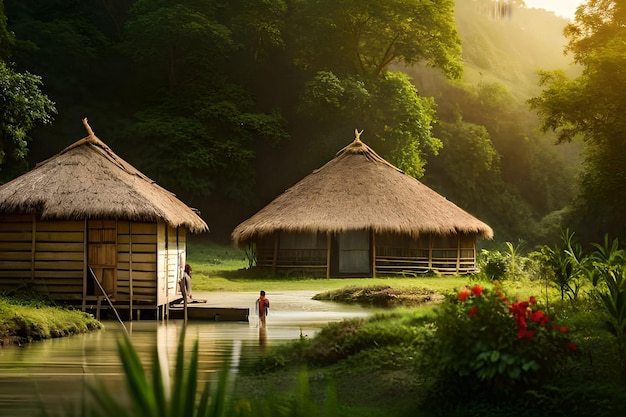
232, 136, 492, 245
0, 125, 208, 233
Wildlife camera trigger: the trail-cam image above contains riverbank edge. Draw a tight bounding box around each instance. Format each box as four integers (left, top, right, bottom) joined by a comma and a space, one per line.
0, 296, 103, 347
0, 285, 437, 348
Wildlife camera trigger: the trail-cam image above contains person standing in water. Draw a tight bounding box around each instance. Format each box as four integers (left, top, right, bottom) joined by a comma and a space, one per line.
256, 290, 270, 326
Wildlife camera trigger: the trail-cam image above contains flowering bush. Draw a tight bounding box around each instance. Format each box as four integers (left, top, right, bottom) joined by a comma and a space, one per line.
425, 283, 578, 394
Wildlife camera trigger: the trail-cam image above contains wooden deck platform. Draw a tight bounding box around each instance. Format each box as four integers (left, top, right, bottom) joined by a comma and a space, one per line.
168, 301, 249, 322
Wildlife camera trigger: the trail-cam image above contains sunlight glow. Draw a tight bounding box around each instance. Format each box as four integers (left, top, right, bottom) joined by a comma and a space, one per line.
523, 0, 586, 19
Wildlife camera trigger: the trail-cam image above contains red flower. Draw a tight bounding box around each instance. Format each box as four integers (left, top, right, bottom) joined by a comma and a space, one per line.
530, 310, 550, 327
568, 342, 578, 352
472, 284, 483, 297
529, 296, 537, 305
560, 326, 568, 333
509, 301, 530, 323
468, 305, 479, 318
459, 287, 471, 302
530, 310, 544, 323
517, 329, 536, 339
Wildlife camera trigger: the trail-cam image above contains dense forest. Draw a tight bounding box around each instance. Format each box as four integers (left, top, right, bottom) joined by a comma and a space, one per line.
0, 0, 618, 249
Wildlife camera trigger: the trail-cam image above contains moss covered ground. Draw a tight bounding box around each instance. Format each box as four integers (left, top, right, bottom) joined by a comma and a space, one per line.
0, 293, 102, 346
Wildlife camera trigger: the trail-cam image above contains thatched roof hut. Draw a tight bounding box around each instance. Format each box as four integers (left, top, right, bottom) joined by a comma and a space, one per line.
0, 119, 208, 318
232, 131, 492, 277
0, 120, 208, 233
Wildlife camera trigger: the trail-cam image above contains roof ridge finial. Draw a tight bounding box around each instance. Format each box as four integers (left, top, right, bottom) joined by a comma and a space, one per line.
354, 129, 363, 141
82, 118, 95, 137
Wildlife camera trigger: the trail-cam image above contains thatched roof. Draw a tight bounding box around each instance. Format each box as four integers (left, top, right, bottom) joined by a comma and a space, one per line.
232, 131, 493, 245
0, 119, 209, 233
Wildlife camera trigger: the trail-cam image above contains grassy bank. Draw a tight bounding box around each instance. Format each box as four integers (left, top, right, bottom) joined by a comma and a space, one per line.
183, 239, 626, 417
0, 293, 103, 347
232, 293, 626, 417
7, 238, 624, 416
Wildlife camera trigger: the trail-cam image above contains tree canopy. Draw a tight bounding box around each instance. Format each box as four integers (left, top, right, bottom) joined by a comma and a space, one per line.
529, 0, 626, 242
1, 0, 585, 245
0, 62, 56, 179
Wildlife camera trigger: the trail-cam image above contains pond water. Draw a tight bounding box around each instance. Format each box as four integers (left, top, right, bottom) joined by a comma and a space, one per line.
0, 291, 378, 417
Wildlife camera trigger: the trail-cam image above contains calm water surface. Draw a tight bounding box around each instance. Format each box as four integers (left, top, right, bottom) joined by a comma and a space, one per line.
0, 291, 377, 417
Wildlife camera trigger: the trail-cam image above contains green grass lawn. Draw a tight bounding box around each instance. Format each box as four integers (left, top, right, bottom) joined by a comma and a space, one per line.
185, 237, 557, 300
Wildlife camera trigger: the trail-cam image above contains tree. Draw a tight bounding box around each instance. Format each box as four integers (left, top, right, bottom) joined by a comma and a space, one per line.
0, 0, 14, 60
528, 0, 626, 242
288, 0, 462, 79
299, 71, 439, 177
0, 62, 56, 181
121, 0, 288, 207
123, 0, 233, 94
286, 0, 461, 177
0, 0, 56, 183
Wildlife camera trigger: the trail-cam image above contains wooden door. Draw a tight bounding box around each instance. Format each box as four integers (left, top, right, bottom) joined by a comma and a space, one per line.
338, 230, 370, 274
88, 220, 117, 296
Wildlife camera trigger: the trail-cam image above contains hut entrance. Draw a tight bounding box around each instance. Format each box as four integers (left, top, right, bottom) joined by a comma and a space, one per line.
87, 220, 117, 296
338, 230, 370, 274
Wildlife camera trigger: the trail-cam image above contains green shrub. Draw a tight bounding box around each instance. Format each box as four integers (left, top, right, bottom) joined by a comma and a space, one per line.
419, 283, 579, 398
253, 313, 427, 372
478, 249, 509, 281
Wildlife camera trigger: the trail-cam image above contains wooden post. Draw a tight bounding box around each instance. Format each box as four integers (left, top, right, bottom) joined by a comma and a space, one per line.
129, 220, 133, 321
457, 234, 461, 273
30, 215, 36, 281
428, 235, 433, 271
473, 240, 477, 271
82, 219, 88, 312
371, 230, 376, 278
326, 233, 331, 279
272, 234, 278, 273
96, 296, 102, 320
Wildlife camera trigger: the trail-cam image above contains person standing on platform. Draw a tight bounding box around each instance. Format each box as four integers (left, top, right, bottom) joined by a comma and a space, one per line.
180, 264, 193, 301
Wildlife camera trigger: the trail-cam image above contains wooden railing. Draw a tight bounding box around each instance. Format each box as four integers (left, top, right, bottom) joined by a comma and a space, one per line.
253, 246, 478, 276
375, 246, 477, 275
375, 255, 478, 275
256, 248, 327, 271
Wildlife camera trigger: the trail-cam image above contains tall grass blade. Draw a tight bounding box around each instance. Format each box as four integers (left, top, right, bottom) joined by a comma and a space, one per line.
150, 349, 168, 417
116, 333, 156, 415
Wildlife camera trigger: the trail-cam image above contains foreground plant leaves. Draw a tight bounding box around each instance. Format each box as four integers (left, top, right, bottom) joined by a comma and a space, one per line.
86, 328, 232, 417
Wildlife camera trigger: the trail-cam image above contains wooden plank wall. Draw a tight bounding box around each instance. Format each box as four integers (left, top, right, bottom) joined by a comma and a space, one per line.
0, 215, 84, 300
167, 227, 185, 299
0, 215, 33, 289
117, 221, 158, 303
157, 223, 185, 305
0, 217, 186, 309
157, 222, 167, 305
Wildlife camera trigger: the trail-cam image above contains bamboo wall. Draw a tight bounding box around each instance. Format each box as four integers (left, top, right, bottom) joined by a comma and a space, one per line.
375, 232, 478, 275
255, 232, 328, 275
251, 230, 479, 276
157, 222, 186, 306
117, 220, 157, 303
0, 215, 187, 309
0, 215, 84, 299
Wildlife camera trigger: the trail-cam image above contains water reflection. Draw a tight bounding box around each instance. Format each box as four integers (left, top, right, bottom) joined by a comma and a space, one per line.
0, 291, 376, 417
